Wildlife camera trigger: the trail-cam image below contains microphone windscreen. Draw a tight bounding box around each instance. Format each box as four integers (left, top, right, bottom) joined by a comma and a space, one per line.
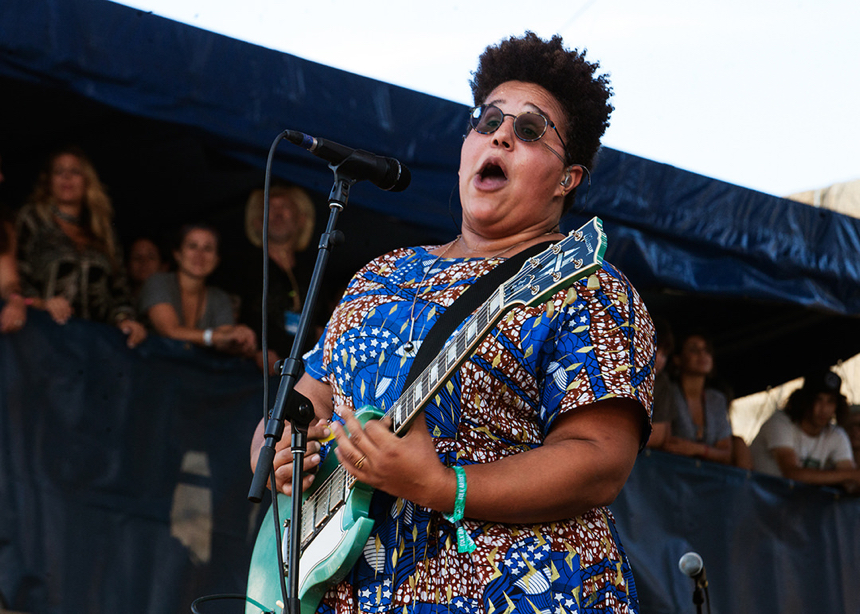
678, 552, 704, 577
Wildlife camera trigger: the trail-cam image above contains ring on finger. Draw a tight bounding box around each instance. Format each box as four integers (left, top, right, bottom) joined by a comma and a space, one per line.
354, 455, 367, 470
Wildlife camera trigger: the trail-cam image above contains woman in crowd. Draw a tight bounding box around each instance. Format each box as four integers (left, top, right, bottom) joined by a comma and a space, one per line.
250, 32, 655, 614
15, 146, 145, 346
652, 331, 743, 465
138, 224, 255, 355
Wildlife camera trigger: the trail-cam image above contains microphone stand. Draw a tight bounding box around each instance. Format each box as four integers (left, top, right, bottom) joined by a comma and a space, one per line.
248, 144, 361, 614
691, 577, 710, 614
692, 582, 703, 614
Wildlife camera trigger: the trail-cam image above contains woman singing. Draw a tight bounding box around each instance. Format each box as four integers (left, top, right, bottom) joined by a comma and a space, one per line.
251, 32, 654, 614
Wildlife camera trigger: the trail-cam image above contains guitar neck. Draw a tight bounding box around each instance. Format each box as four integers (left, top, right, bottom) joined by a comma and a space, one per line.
388, 286, 504, 435
297, 218, 605, 553
387, 217, 606, 434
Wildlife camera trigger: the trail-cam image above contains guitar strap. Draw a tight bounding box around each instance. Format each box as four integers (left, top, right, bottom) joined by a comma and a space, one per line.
403, 240, 554, 391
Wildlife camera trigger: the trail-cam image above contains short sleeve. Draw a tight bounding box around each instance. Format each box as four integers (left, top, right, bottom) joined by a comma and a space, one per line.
651, 373, 677, 423
204, 286, 236, 328
137, 272, 176, 315
705, 389, 734, 445
829, 427, 855, 465
539, 263, 655, 441
303, 330, 328, 381
759, 411, 795, 451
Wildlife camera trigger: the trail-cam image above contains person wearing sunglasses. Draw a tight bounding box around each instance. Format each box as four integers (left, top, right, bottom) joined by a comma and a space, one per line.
251, 32, 654, 614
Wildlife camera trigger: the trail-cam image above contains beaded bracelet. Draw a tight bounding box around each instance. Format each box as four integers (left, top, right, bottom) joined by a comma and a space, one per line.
443, 465, 476, 553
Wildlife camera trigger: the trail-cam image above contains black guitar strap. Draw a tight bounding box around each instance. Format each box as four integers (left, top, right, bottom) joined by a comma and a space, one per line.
403, 240, 553, 390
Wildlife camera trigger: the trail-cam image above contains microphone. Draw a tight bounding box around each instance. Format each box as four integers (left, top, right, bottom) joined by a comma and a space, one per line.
678, 551, 708, 587
284, 130, 411, 192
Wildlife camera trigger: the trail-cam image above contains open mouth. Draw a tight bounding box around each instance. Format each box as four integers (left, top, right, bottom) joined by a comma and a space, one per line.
479, 161, 507, 181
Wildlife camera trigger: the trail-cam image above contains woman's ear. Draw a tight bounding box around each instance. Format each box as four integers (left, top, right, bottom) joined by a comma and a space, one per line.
562, 166, 584, 191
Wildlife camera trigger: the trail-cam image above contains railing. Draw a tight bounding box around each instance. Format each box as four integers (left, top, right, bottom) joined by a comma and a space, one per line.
2, 310, 858, 613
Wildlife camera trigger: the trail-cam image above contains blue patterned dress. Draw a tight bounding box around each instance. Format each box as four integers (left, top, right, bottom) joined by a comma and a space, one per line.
304, 244, 655, 614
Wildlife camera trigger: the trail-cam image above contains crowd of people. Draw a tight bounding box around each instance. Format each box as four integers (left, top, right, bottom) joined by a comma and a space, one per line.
0, 81, 857, 499
0, 145, 321, 373
645, 317, 859, 492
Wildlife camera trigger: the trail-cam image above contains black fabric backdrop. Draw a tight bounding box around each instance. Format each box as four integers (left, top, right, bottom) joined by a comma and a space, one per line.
3, 313, 860, 613
0, 309, 268, 613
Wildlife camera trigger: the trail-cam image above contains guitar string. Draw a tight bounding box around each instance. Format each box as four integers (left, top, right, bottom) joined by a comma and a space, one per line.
301, 247, 545, 541
298, 232, 598, 592
302, 242, 566, 539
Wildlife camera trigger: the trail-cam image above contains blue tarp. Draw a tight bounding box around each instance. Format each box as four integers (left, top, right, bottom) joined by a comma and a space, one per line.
1, 0, 859, 317
2, 314, 859, 613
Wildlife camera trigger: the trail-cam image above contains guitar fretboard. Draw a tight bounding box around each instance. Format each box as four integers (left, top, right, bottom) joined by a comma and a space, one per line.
296, 219, 606, 550
389, 285, 505, 435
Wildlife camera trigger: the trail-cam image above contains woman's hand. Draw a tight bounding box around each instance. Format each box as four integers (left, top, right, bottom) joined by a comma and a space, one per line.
249, 374, 336, 496
332, 408, 453, 511
118, 318, 147, 348
45, 296, 73, 324
230, 323, 257, 355
212, 324, 257, 355
0, 294, 27, 333
250, 417, 332, 496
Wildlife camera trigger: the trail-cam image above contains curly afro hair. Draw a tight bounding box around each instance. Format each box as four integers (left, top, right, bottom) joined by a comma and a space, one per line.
470, 32, 614, 212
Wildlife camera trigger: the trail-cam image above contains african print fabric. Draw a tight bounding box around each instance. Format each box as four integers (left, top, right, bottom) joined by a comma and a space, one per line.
304, 244, 655, 614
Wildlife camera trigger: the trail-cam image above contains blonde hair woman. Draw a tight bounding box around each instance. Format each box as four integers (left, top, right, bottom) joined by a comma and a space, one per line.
15, 146, 145, 347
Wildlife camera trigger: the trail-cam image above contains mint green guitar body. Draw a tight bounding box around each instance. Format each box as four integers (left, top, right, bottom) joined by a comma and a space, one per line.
245, 407, 382, 614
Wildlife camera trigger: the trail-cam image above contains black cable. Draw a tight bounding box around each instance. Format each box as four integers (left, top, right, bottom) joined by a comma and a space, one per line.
261, 131, 290, 420
258, 130, 291, 614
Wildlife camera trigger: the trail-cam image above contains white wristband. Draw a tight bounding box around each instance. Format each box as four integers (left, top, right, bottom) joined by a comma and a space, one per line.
203, 328, 214, 346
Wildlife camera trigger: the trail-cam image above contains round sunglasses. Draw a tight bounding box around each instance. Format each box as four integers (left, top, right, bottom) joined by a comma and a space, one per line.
467, 104, 569, 163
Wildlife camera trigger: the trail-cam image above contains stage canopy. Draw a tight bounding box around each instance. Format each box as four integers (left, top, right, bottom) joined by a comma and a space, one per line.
1, 0, 859, 397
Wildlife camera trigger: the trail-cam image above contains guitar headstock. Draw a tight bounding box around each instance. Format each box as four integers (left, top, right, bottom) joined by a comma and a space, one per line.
503, 217, 607, 308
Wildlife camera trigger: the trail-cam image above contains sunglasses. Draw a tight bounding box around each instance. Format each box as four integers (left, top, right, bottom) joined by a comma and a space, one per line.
467, 104, 569, 163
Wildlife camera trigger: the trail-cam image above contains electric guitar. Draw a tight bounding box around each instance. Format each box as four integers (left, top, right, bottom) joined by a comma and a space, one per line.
246, 217, 608, 614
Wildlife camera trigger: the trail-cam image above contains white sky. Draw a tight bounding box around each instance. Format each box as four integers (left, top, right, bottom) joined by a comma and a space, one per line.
111, 0, 860, 197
